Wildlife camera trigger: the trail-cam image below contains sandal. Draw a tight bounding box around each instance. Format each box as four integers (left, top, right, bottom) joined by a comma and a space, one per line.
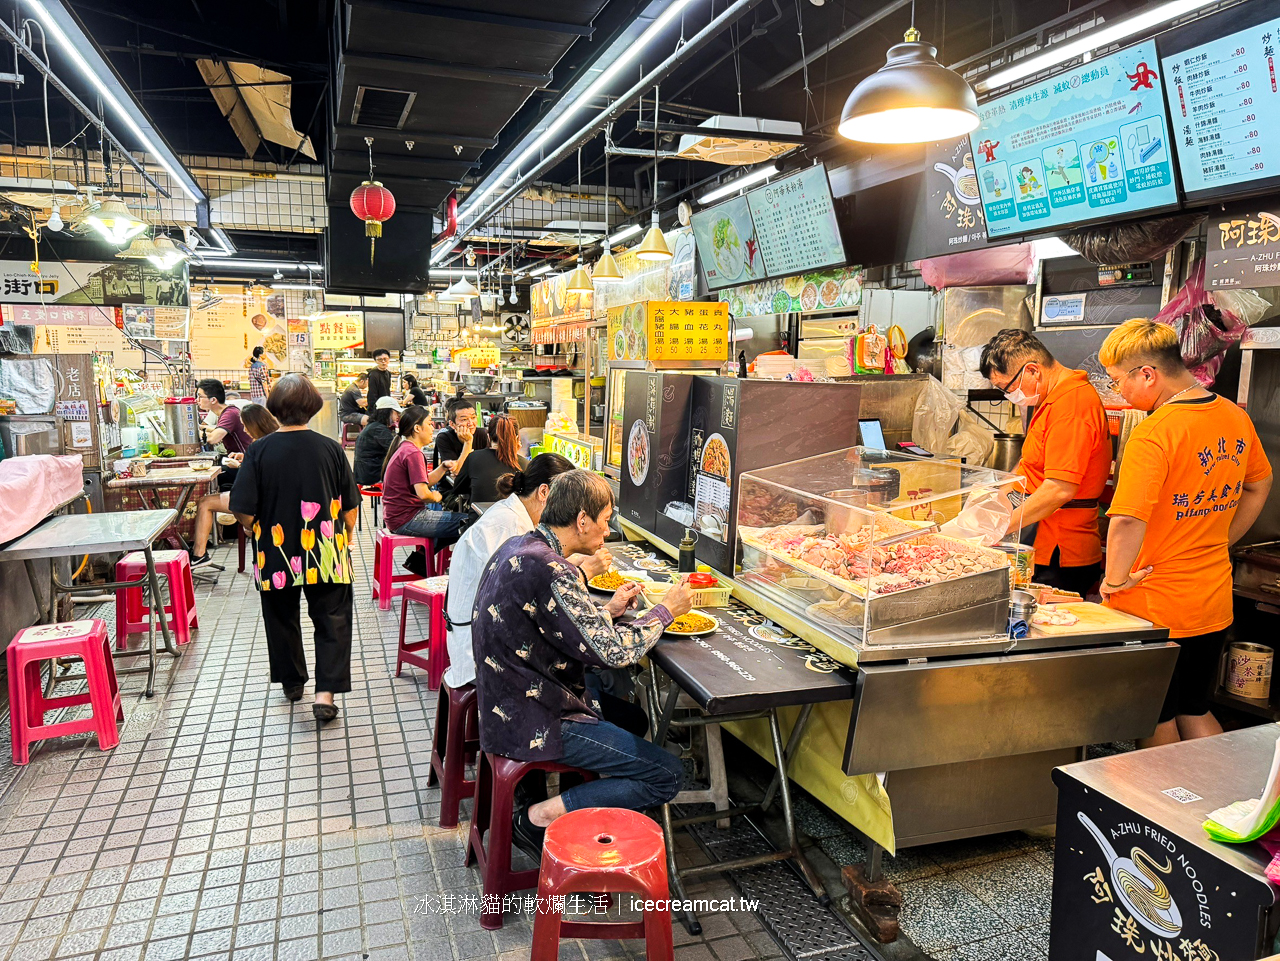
312, 702, 339, 723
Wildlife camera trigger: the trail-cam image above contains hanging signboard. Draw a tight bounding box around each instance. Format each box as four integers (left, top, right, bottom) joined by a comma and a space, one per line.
0, 259, 189, 306
593, 227, 699, 312
189, 285, 289, 369
531, 323, 592, 345
606, 301, 729, 366
923, 137, 989, 253
1, 304, 115, 326
1206, 197, 1280, 288
531, 272, 593, 327
310, 311, 365, 350
719, 266, 862, 318
32, 324, 145, 366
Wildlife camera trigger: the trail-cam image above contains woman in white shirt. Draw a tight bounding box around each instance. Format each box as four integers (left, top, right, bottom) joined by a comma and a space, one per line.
444, 453, 610, 688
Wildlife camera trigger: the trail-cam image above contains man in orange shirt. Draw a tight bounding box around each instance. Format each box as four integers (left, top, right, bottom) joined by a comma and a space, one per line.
980, 330, 1111, 595
1100, 319, 1272, 747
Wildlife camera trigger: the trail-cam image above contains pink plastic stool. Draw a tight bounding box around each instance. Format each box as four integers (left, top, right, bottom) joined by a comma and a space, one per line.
7, 619, 123, 765
114, 550, 198, 648
466, 753, 598, 930
397, 577, 449, 687
372, 529, 437, 611
426, 682, 478, 827
532, 808, 673, 960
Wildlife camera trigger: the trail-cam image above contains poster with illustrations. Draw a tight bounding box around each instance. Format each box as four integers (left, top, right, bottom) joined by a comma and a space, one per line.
188, 285, 288, 370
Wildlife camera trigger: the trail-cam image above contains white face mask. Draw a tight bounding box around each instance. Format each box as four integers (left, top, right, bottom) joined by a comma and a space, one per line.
1004, 386, 1040, 408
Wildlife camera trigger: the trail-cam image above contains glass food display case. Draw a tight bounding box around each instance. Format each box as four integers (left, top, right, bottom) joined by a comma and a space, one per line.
737, 447, 1025, 657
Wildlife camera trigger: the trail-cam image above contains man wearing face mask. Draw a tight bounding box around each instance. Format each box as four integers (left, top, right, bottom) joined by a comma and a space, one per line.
980, 329, 1111, 595
1099, 319, 1271, 747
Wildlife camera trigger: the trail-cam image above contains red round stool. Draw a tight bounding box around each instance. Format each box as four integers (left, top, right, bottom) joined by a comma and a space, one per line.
357, 484, 382, 531
465, 753, 598, 930
397, 576, 449, 687
426, 682, 478, 827
532, 808, 674, 960
7, 620, 123, 765
114, 550, 198, 648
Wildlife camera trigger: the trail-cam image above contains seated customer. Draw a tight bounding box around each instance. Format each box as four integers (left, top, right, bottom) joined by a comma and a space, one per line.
338, 373, 369, 428
432, 397, 478, 493
190, 404, 278, 567
381, 406, 472, 549
447, 413, 527, 509
353, 397, 401, 486
472, 470, 695, 854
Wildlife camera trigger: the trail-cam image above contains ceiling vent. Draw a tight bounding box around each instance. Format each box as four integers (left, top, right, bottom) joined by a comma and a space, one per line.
351, 86, 416, 129
676, 116, 803, 165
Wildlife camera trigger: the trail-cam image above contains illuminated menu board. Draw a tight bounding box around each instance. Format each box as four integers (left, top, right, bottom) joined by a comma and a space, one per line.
1162, 15, 1280, 201
969, 40, 1179, 238
691, 164, 845, 290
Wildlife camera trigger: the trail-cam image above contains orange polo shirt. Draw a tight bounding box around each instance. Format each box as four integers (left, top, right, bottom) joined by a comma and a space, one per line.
1105, 395, 1270, 638
1017, 369, 1111, 567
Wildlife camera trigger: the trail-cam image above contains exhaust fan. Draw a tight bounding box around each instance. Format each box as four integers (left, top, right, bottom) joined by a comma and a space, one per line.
676, 116, 803, 166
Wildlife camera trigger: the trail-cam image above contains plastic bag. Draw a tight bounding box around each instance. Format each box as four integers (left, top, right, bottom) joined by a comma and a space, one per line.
912, 375, 962, 454
1155, 259, 1251, 385
918, 244, 1035, 289
1062, 212, 1205, 264
1210, 286, 1270, 328
938, 486, 1015, 547
946, 410, 996, 466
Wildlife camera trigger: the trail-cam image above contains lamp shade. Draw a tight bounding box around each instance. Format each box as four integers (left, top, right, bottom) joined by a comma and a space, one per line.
453, 276, 479, 297
86, 196, 147, 246
635, 211, 672, 262
115, 236, 158, 261
592, 249, 623, 283
838, 34, 979, 144
146, 236, 189, 271
565, 265, 594, 293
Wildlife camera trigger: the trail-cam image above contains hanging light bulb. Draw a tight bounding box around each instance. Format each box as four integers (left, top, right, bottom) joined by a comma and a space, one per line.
84, 196, 148, 246
636, 210, 672, 261
838, 25, 979, 143
146, 235, 190, 271
45, 209, 63, 233
509, 282, 519, 305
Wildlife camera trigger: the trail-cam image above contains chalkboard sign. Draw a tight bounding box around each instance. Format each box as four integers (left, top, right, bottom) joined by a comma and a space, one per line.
691, 164, 846, 290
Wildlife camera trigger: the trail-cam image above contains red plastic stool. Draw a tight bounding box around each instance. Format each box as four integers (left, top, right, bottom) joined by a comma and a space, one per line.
426, 682, 478, 827
342, 422, 359, 450
397, 576, 449, 687
358, 484, 382, 531
7, 619, 123, 765
372, 529, 437, 611
466, 753, 598, 930
114, 550, 198, 648
531, 808, 673, 960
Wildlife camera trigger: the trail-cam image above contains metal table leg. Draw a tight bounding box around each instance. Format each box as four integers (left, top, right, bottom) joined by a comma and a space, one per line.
761, 702, 814, 813
142, 546, 181, 697
767, 707, 829, 905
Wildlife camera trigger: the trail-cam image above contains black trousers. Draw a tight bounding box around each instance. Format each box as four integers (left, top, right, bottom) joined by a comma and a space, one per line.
258, 582, 354, 694
1034, 547, 1101, 597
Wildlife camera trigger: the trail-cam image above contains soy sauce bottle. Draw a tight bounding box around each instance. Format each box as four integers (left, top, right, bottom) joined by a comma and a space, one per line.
678, 529, 697, 573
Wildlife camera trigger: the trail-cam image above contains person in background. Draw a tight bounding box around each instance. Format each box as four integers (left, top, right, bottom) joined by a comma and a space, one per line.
381, 406, 471, 549
230, 375, 360, 723
1099, 318, 1272, 747
338, 372, 369, 429
444, 453, 608, 689
190, 404, 279, 568
979, 329, 1111, 595
448, 412, 527, 508
401, 373, 428, 407
248, 346, 269, 404
367, 349, 393, 408
197, 379, 254, 498
432, 396, 478, 493
353, 397, 401, 487
472, 471, 695, 856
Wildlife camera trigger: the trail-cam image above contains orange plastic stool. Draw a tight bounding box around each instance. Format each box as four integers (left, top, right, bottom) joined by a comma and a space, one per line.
7, 620, 123, 765
531, 808, 674, 960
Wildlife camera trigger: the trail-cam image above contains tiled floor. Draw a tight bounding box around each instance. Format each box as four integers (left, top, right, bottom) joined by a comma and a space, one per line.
0, 515, 1073, 961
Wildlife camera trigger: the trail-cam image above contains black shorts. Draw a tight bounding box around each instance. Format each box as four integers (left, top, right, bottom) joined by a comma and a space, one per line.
1033, 547, 1101, 598
1159, 629, 1227, 723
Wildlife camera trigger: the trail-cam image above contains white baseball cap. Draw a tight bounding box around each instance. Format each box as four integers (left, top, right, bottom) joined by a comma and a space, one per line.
375, 396, 404, 412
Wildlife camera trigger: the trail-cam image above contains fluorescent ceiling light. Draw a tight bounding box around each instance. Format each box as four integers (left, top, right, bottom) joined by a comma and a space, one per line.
527, 263, 555, 277
975, 0, 1214, 93
698, 164, 778, 204
271, 282, 323, 290
27, 0, 206, 205
200, 259, 323, 272
606, 223, 643, 246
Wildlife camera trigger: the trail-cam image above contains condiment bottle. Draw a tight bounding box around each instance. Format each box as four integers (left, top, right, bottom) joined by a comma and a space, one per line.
678, 529, 696, 573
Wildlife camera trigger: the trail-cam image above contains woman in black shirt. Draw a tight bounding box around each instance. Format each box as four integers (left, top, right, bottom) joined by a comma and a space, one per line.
353, 398, 400, 485
448, 413, 528, 507
401, 373, 429, 407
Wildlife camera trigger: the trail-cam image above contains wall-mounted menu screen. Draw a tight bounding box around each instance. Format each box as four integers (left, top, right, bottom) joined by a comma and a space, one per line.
1160, 0, 1280, 203
691, 164, 846, 290
970, 39, 1179, 238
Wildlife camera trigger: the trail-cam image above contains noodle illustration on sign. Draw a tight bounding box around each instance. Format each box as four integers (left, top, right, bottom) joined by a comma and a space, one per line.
1079, 812, 1183, 938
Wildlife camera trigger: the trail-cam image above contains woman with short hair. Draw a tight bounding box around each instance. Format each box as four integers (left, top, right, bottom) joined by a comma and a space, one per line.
230, 374, 360, 722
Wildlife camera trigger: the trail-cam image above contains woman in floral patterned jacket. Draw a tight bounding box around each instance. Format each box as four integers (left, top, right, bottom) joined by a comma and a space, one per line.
231, 374, 360, 723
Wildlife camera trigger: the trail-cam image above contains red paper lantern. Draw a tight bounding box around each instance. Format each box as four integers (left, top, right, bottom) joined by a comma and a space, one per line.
349, 180, 396, 262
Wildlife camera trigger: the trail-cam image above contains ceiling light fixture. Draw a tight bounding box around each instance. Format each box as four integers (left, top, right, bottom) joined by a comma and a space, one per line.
527, 263, 555, 277
606, 223, 643, 246
636, 86, 672, 262
698, 163, 779, 205
838, 1, 979, 145
115, 235, 158, 261
147, 235, 190, 271
593, 126, 623, 284
86, 196, 148, 246
974, 0, 1214, 93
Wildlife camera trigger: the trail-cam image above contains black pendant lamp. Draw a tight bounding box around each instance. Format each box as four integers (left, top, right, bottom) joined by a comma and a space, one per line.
838, 17, 979, 145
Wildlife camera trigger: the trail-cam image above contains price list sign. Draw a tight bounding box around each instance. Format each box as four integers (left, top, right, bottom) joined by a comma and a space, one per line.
1163, 17, 1280, 201
746, 165, 847, 277
647, 301, 729, 364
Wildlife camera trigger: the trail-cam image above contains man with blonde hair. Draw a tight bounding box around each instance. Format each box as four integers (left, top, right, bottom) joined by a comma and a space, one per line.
1100, 318, 1272, 747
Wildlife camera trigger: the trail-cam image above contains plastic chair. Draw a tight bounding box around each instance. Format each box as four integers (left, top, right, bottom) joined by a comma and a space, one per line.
7, 619, 123, 764
397, 576, 449, 687
372, 530, 436, 611
426, 682, 478, 827
358, 484, 382, 531
114, 550, 198, 647
465, 753, 598, 930
342, 422, 359, 450
531, 808, 674, 960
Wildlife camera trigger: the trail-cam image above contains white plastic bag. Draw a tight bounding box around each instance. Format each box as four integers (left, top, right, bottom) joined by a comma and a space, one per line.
912, 376, 962, 454
938, 488, 1015, 546
946, 410, 996, 466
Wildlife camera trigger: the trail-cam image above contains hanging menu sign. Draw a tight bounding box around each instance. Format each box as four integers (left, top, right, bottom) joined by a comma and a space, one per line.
1205, 196, 1280, 287
691, 163, 846, 290
1162, 12, 1280, 202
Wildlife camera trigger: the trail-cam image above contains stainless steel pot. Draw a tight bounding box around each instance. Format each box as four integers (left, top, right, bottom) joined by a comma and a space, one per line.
991, 433, 1024, 473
